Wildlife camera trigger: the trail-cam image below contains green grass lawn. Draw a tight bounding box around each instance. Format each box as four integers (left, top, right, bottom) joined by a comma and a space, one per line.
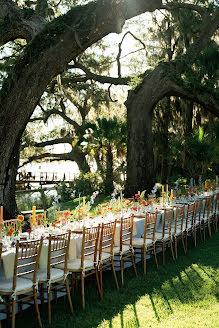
16, 230, 219, 328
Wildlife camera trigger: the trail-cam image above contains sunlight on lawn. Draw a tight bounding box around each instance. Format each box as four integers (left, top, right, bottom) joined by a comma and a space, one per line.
97, 263, 219, 328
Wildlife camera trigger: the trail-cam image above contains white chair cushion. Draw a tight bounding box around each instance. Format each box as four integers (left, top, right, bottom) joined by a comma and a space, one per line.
155, 232, 171, 241
0, 277, 33, 293
132, 238, 153, 247
113, 245, 130, 254
100, 252, 111, 261
56, 258, 94, 271
26, 268, 64, 283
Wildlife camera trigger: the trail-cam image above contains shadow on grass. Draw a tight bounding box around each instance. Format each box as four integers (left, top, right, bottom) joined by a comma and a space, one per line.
15, 230, 219, 328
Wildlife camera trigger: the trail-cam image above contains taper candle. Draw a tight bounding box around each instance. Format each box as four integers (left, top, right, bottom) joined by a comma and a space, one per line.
32, 206, 36, 225
83, 196, 85, 214
0, 206, 3, 225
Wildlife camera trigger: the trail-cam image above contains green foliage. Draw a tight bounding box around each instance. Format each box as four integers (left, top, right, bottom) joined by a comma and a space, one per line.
59, 182, 73, 203
70, 171, 103, 195
170, 121, 219, 179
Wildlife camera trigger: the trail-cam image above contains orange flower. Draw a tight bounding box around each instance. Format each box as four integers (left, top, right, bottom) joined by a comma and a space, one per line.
9, 227, 15, 233
98, 211, 102, 215
17, 215, 24, 222
78, 209, 82, 214
52, 223, 56, 227
56, 220, 61, 224
124, 200, 130, 206
62, 218, 67, 223
108, 207, 112, 211
153, 198, 157, 202
204, 187, 209, 191
8, 231, 13, 236
63, 211, 70, 217
132, 207, 137, 211
141, 200, 147, 206
37, 214, 43, 220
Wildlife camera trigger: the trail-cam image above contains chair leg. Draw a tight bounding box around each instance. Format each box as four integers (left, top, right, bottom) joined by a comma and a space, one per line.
153, 243, 158, 270
99, 263, 103, 299
11, 298, 16, 328
185, 231, 188, 253
111, 260, 119, 289
199, 224, 203, 241
71, 273, 74, 298
65, 279, 74, 314
48, 289, 51, 324
208, 221, 211, 237
203, 221, 206, 241
181, 233, 186, 254
143, 248, 146, 275
170, 239, 175, 261
33, 288, 43, 328
95, 265, 101, 300
131, 250, 137, 278
162, 241, 165, 265
120, 257, 124, 287
81, 272, 85, 310
174, 236, 178, 259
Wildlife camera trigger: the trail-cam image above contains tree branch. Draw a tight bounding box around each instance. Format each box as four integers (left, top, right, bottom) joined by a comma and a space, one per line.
34, 137, 73, 147
67, 63, 131, 85
0, 0, 46, 46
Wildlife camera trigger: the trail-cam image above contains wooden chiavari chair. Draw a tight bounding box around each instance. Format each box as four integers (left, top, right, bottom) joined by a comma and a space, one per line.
184, 202, 196, 252
194, 199, 204, 245
155, 208, 175, 265
213, 192, 219, 231
0, 238, 43, 328
113, 217, 137, 287
36, 232, 73, 324
208, 195, 216, 233
202, 196, 213, 240
3, 219, 21, 233
132, 212, 158, 274
98, 203, 109, 216
172, 205, 186, 258
98, 221, 119, 298
62, 226, 101, 309
55, 209, 70, 219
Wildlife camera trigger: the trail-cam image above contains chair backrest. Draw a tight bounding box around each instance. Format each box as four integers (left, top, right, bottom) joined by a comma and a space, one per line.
195, 199, 204, 225
186, 202, 195, 228
202, 196, 212, 219
81, 226, 100, 270
12, 237, 43, 292
143, 212, 157, 242
119, 216, 133, 251
4, 219, 22, 232
47, 231, 71, 280
99, 221, 116, 260
174, 205, 185, 234
162, 208, 174, 237
55, 209, 70, 220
